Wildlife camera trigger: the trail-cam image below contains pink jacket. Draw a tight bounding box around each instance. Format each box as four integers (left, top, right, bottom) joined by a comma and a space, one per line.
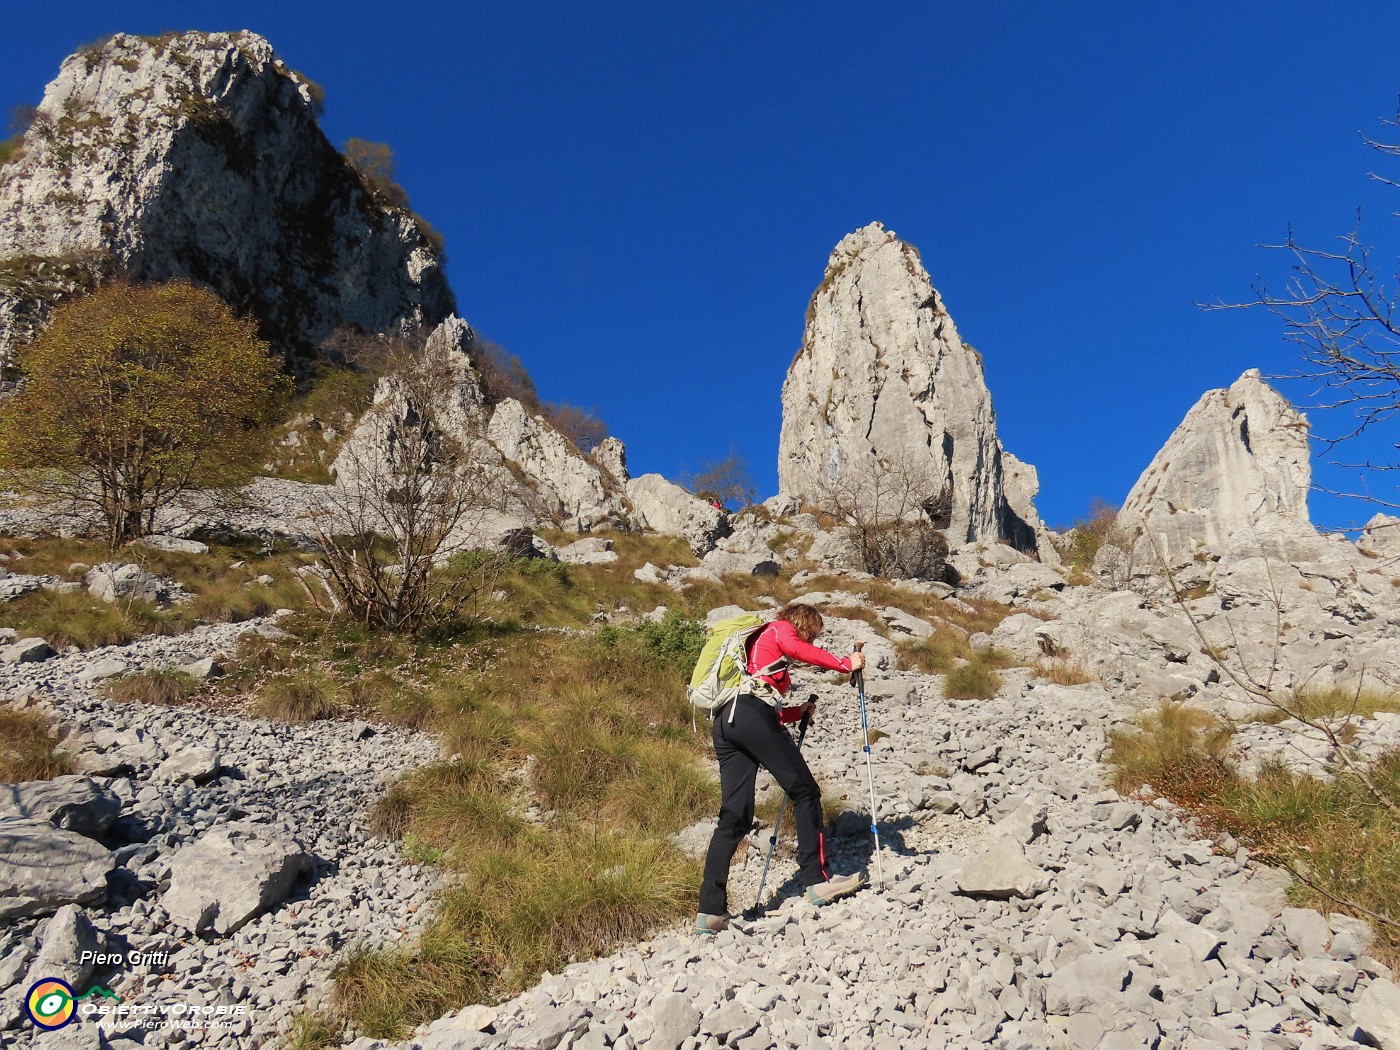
745, 620, 853, 724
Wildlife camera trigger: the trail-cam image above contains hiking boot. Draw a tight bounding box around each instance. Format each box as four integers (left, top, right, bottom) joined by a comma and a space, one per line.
695, 912, 731, 936
805, 872, 867, 905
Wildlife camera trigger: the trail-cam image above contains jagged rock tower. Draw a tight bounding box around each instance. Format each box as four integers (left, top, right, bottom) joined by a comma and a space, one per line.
0, 31, 453, 362
1118, 369, 1313, 565
779, 222, 1049, 553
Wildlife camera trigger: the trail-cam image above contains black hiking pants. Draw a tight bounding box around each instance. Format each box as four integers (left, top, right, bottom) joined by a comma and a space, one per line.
698, 693, 827, 915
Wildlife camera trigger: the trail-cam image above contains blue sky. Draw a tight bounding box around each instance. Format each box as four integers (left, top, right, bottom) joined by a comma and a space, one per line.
8, 3, 1400, 531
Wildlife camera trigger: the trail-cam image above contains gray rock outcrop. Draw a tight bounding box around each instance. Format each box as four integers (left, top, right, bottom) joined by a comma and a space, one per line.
777, 222, 1049, 553
331, 315, 626, 534
1118, 370, 1313, 567
0, 31, 452, 363
1359, 513, 1400, 561
486, 398, 625, 528
0, 817, 113, 918
163, 821, 313, 935
626, 474, 729, 555
85, 563, 171, 605
0, 776, 120, 840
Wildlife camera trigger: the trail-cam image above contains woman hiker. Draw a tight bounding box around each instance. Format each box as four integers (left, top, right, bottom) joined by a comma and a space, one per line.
696, 602, 868, 935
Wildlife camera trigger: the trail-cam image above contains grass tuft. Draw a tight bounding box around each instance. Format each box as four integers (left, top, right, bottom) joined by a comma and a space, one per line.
0, 709, 75, 781
334, 831, 697, 1037
254, 671, 340, 723
282, 1010, 341, 1050
943, 657, 1004, 700
106, 669, 198, 706
1034, 658, 1098, 686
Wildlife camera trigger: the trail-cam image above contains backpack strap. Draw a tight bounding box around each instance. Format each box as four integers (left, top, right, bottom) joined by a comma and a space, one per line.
746, 621, 789, 679
729, 623, 788, 722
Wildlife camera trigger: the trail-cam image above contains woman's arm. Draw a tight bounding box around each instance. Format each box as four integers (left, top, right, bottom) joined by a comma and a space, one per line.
770, 620, 852, 673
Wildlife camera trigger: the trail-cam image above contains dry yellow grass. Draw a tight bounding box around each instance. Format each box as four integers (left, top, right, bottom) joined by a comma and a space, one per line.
0, 708, 75, 781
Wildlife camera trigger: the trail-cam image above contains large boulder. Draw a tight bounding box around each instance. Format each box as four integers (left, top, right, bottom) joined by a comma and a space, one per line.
84, 563, 171, 605
2, 636, 54, 664
626, 474, 729, 556
20, 904, 102, 992
777, 222, 1048, 553
0, 31, 451, 364
0, 777, 121, 840
332, 316, 625, 530
1118, 370, 1313, 568
0, 817, 113, 919
1359, 513, 1400, 560
486, 398, 626, 527
163, 821, 313, 935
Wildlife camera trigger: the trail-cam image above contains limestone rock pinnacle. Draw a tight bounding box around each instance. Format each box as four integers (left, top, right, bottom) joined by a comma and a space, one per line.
778, 221, 1047, 553
1119, 369, 1312, 566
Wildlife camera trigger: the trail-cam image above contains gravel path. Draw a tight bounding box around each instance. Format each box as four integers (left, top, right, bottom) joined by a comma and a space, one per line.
4, 616, 1398, 1050
382, 670, 1396, 1050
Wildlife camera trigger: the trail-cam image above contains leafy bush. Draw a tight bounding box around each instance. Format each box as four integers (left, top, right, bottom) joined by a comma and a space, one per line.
0, 278, 290, 546
1061, 499, 1122, 571
627, 609, 707, 673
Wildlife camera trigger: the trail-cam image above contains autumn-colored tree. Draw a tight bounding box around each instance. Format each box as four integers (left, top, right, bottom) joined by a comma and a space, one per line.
0, 279, 291, 547
685, 448, 757, 511
543, 401, 608, 453
343, 137, 411, 209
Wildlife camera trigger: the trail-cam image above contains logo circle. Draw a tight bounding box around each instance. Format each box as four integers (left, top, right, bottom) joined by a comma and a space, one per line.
26, 979, 76, 1030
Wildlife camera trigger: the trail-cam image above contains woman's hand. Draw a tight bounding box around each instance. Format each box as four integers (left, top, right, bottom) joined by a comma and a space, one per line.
849, 651, 866, 671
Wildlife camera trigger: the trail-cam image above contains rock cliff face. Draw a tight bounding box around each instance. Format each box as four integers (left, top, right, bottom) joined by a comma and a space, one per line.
331, 317, 626, 531
778, 222, 1046, 552
1119, 370, 1312, 566
0, 31, 452, 363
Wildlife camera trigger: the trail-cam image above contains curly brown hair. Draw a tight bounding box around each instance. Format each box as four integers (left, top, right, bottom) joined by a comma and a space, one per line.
777, 602, 824, 643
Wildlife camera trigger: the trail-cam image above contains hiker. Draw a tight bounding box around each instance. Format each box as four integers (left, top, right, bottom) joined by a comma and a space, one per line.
696, 602, 868, 934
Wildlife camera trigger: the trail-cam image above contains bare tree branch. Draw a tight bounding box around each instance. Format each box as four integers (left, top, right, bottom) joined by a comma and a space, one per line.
308, 332, 508, 634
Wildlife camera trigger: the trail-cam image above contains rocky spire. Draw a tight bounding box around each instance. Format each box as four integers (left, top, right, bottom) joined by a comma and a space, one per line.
331, 316, 628, 531
778, 222, 1047, 553
1119, 369, 1312, 565
0, 31, 453, 362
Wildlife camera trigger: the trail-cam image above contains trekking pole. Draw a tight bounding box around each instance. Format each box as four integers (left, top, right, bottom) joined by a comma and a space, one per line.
853, 643, 884, 889
753, 702, 814, 909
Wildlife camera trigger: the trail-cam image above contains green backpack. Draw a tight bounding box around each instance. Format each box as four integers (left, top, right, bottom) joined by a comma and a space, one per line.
687, 613, 787, 723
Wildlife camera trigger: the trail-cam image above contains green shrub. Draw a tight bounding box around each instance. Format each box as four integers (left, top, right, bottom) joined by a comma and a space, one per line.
1061, 499, 1121, 571
628, 609, 706, 673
